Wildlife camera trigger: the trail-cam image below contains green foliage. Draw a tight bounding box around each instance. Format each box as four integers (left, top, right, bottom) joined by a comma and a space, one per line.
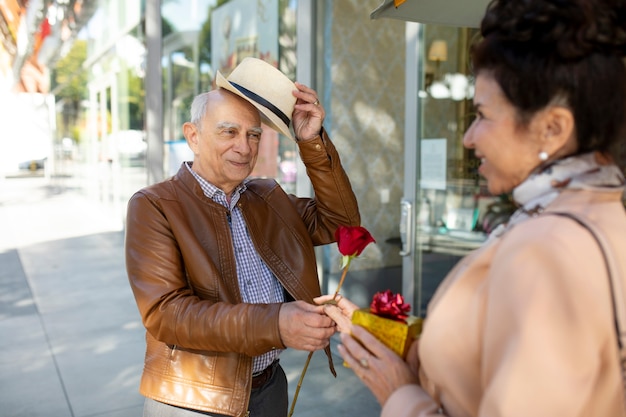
52, 40, 88, 102
124, 68, 145, 130
70, 125, 82, 143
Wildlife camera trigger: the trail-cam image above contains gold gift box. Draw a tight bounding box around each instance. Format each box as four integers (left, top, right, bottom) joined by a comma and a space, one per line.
351, 308, 422, 358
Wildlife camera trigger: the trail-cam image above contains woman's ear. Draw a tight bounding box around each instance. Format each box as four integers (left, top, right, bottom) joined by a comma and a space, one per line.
183, 122, 200, 155
542, 106, 576, 157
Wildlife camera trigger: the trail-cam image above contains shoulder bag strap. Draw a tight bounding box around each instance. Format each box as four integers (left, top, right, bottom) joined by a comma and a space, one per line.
549, 211, 626, 413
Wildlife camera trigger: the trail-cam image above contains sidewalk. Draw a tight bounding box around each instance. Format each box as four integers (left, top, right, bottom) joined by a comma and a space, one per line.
0, 173, 381, 417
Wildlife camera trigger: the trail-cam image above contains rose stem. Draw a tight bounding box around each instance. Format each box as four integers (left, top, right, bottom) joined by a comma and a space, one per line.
332, 257, 351, 299
288, 259, 352, 417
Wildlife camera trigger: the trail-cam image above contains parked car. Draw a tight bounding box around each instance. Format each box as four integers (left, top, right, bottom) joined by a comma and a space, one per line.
18, 157, 47, 171
105, 130, 147, 166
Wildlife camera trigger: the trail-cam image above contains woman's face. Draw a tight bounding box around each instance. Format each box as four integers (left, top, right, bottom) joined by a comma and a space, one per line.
463, 73, 545, 195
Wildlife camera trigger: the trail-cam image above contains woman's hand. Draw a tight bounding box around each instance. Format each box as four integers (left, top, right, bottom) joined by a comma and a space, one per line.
337, 325, 419, 406
292, 82, 325, 141
405, 338, 421, 374
314, 294, 360, 333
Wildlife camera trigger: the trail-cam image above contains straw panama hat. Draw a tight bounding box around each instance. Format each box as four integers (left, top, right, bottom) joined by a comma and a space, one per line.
216, 57, 297, 141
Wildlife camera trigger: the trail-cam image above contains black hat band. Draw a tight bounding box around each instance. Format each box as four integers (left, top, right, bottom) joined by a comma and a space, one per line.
230, 82, 290, 127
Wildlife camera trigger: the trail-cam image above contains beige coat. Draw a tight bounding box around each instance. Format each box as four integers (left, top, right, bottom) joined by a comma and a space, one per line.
382, 188, 626, 417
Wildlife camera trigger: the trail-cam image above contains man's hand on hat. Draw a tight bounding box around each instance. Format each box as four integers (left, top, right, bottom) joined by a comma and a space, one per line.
292, 82, 325, 141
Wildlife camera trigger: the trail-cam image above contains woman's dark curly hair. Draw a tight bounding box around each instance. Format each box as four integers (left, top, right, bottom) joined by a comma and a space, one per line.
471, 0, 626, 155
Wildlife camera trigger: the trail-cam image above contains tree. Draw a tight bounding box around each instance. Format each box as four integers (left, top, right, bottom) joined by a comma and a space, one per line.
51, 39, 88, 140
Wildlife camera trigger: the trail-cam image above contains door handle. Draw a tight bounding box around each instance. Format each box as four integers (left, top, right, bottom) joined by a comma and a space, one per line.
399, 199, 413, 256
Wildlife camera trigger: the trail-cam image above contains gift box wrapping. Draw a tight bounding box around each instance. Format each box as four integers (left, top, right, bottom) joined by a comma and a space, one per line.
351, 308, 423, 358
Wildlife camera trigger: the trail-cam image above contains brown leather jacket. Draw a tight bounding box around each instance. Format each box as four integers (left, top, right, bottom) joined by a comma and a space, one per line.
125, 131, 360, 416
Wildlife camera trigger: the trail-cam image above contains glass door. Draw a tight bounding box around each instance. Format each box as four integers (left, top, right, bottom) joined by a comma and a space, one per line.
408, 24, 512, 316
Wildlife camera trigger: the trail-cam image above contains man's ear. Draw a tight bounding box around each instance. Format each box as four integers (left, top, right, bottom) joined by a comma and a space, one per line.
183, 122, 200, 154
542, 106, 576, 156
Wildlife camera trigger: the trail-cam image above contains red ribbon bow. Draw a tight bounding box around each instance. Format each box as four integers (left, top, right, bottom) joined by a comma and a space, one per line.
370, 290, 411, 322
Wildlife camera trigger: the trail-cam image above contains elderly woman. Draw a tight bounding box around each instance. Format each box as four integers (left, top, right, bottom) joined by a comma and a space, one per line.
319, 0, 626, 416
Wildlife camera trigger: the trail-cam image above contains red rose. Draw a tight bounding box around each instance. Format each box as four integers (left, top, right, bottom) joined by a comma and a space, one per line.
370, 290, 411, 321
334, 225, 376, 257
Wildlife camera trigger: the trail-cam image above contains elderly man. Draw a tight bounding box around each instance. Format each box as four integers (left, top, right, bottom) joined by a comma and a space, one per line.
125, 58, 360, 417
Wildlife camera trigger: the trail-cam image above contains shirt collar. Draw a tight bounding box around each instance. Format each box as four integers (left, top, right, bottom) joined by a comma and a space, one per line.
185, 162, 248, 208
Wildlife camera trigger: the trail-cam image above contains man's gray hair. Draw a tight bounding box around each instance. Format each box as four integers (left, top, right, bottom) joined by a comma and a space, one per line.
189, 92, 211, 127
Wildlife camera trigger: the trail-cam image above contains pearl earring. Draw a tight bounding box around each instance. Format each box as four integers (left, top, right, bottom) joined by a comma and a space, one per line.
538, 151, 548, 161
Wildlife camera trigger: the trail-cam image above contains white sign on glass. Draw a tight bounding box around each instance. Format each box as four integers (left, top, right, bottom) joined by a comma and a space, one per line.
420, 138, 447, 190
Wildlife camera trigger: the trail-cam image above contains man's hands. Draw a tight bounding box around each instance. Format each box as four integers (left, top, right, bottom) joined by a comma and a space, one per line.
292, 82, 325, 141
278, 300, 335, 351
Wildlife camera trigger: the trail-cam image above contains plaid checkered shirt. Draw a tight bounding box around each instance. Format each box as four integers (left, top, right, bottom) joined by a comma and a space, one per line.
186, 163, 285, 374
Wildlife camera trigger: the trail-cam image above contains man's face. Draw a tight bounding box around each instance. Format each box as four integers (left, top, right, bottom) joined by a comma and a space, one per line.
184, 90, 263, 196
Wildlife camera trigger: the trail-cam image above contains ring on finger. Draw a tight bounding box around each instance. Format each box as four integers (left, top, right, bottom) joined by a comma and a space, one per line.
313, 99, 320, 106
359, 357, 369, 369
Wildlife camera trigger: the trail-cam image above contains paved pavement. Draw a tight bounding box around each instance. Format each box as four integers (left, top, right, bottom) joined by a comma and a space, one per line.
0, 170, 381, 417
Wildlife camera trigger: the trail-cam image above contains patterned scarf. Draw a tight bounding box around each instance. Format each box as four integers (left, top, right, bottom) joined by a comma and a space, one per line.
489, 152, 625, 239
